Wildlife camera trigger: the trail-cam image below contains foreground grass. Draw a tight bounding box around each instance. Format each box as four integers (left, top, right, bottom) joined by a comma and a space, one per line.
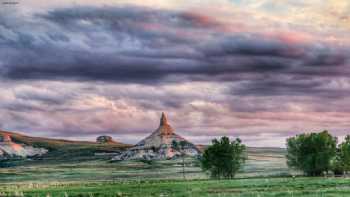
2, 177, 350, 196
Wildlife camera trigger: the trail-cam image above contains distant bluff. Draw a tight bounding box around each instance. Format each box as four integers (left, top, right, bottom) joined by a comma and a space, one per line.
0, 133, 47, 158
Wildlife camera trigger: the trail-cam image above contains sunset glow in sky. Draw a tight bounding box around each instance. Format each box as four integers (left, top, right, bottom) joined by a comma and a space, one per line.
1, 0, 350, 147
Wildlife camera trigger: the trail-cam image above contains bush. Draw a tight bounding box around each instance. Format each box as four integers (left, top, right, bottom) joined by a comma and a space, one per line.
201, 136, 246, 179
286, 130, 337, 176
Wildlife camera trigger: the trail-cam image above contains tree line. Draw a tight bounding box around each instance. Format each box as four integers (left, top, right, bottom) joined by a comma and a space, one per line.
200, 131, 350, 179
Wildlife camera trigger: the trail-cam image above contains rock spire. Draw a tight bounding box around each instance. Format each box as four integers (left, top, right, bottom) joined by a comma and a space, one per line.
160, 112, 168, 126
158, 112, 174, 135
112, 112, 200, 161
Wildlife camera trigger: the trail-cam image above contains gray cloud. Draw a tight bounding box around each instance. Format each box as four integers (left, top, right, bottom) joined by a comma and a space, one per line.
0, 5, 350, 146
0, 6, 348, 84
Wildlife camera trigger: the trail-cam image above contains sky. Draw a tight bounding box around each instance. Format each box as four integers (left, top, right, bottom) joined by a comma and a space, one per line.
0, 0, 350, 147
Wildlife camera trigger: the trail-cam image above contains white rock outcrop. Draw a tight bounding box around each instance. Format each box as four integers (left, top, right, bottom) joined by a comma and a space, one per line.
112, 113, 200, 161
0, 134, 48, 158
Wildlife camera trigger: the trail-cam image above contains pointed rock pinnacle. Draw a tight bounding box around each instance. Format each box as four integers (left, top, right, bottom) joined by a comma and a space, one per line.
160, 112, 168, 126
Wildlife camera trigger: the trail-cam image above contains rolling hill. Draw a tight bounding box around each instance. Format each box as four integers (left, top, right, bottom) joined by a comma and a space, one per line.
0, 130, 131, 161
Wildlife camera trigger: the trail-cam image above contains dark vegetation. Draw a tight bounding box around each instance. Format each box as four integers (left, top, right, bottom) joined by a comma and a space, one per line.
286, 131, 337, 176
201, 136, 246, 179
287, 131, 350, 176
333, 135, 350, 175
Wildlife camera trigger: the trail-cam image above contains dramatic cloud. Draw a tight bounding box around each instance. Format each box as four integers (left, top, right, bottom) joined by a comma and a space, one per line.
1, 6, 349, 83
0, 1, 350, 147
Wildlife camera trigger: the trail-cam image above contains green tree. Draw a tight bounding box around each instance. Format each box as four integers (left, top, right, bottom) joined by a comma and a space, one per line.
331, 153, 344, 176
334, 135, 350, 175
201, 136, 246, 179
286, 130, 337, 176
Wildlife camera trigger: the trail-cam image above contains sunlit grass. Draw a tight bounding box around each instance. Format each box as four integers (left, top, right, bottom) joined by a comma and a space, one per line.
2, 177, 350, 196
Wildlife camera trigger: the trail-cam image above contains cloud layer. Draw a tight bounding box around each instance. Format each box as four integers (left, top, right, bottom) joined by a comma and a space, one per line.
0, 1, 350, 147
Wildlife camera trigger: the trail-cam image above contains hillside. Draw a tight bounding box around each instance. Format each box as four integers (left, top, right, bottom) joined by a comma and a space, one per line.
0, 130, 131, 161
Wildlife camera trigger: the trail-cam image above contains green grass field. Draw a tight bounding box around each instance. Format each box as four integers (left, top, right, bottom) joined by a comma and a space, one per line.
0, 147, 307, 196
2, 177, 350, 196
0, 147, 290, 183
1, 150, 346, 196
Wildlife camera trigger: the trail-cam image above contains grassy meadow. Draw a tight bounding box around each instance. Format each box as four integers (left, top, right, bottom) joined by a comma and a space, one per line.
2, 177, 350, 196
0, 147, 308, 196
0, 147, 289, 183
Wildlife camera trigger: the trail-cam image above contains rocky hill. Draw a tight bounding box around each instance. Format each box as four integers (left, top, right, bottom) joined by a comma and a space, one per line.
0, 131, 131, 161
113, 113, 200, 161
0, 133, 47, 158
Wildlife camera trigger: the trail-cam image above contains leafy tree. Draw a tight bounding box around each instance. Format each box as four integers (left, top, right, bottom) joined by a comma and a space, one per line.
201, 136, 246, 179
172, 140, 188, 179
331, 153, 344, 176
286, 131, 337, 176
333, 135, 350, 175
